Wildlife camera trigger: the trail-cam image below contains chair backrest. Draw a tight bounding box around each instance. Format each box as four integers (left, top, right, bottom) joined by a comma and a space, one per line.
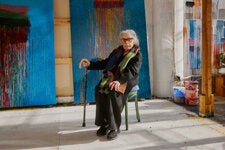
131, 85, 139, 92
128, 85, 139, 100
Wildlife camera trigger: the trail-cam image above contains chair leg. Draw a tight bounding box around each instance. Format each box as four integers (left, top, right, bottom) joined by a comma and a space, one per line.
135, 96, 141, 122
125, 98, 128, 130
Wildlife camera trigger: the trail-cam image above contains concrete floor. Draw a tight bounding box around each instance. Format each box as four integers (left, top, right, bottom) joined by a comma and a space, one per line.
0, 99, 225, 150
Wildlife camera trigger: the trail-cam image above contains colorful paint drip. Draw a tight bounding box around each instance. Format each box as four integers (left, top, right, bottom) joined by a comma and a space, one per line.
0, 4, 30, 107
188, 19, 202, 69
94, 0, 124, 58
213, 20, 225, 67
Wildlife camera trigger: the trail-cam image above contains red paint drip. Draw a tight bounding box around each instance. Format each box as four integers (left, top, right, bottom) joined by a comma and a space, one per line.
0, 4, 28, 14
0, 26, 28, 107
0, 5, 29, 107
94, 0, 124, 8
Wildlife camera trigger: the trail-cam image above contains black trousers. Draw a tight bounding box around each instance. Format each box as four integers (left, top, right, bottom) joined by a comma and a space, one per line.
94, 84, 127, 131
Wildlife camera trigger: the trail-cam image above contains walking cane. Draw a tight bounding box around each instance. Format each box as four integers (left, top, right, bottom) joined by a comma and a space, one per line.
82, 68, 88, 127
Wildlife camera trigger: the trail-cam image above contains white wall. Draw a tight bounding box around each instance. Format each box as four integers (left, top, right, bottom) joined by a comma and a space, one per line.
145, 0, 175, 97
144, 0, 153, 97
174, 0, 184, 79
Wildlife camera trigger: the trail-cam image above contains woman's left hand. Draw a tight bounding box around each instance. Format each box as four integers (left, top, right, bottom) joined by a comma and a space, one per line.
109, 81, 120, 91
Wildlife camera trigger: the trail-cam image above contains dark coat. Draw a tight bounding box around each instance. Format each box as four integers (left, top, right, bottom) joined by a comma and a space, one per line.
88, 45, 142, 94
88, 45, 142, 130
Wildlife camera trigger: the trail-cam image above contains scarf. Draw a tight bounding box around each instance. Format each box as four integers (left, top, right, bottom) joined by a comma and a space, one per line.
99, 46, 138, 93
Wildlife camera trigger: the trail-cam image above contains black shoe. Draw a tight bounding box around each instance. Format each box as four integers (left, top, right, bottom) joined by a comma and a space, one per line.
96, 126, 108, 136
117, 129, 121, 134
107, 130, 117, 140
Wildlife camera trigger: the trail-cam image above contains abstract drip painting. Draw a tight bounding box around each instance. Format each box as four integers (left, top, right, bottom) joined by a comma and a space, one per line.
188, 19, 202, 69
0, 0, 56, 108
70, 0, 151, 103
0, 4, 29, 107
213, 20, 225, 67
94, 0, 125, 58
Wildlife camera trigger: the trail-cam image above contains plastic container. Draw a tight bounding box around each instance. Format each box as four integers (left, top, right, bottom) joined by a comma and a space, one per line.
184, 81, 199, 106
185, 89, 199, 99
184, 81, 198, 90
185, 98, 199, 106
173, 86, 185, 103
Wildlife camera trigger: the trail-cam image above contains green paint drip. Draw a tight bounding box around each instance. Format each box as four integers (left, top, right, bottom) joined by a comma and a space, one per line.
0, 11, 29, 26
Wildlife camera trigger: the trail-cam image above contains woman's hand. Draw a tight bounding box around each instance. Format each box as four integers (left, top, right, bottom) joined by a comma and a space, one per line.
109, 80, 121, 92
79, 58, 90, 68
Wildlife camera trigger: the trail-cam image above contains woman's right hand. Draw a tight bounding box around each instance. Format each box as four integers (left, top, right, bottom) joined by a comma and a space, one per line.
79, 58, 90, 68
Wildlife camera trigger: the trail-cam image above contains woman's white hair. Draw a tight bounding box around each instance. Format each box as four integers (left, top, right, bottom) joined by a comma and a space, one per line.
119, 29, 139, 46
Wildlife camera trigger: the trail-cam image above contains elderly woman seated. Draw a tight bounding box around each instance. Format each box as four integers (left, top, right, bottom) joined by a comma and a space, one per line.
79, 29, 142, 140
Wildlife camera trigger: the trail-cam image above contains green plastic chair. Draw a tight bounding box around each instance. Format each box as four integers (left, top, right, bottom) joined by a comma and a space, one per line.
125, 85, 141, 130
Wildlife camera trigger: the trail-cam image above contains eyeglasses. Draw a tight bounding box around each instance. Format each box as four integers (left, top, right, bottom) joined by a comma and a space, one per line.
121, 38, 133, 43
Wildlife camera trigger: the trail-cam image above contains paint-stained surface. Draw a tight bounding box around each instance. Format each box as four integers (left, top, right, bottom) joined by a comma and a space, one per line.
70, 0, 151, 103
188, 19, 202, 69
183, 0, 202, 74
213, 20, 225, 67
0, 1, 56, 108
184, 0, 225, 71
0, 4, 29, 107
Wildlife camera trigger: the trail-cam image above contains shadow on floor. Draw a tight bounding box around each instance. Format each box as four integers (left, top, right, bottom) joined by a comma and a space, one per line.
171, 96, 225, 126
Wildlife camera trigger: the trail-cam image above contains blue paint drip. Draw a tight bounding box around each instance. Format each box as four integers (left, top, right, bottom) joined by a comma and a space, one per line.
189, 19, 202, 69
216, 20, 224, 44
189, 20, 196, 38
